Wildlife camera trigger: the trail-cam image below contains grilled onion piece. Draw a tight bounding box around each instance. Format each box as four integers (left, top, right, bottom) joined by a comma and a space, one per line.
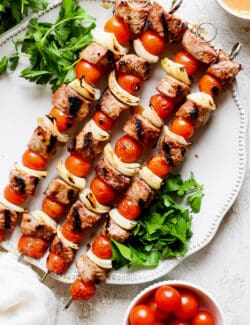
133, 39, 159, 64
139, 166, 163, 190
87, 248, 112, 269
56, 161, 86, 190
161, 58, 191, 85
109, 208, 137, 231
79, 189, 110, 214
37, 116, 69, 143
69, 78, 101, 101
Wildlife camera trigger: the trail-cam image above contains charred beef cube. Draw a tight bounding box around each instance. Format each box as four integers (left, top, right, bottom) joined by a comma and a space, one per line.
207, 49, 242, 85
182, 29, 217, 65
156, 75, 190, 100
125, 178, 153, 208
102, 217, 130, 242
0, 202, 18, 231
52, 84, 93, 121
44, 178, 78, 205
67, 200, 102, 232
162, 12, 187, 44
116, 54, 151, 81
99, 89, 129, 120
76, 255, 109, 284
96, 156, 130, 191
50, 235, 75, 264
28, 125, 57, 159
114, 0, 152, 37
159, 135, 187, 167
123, 114, 161, 149
79, 42, 114, 69
9, 169, 39, 196
144, 2, 165, 37
21, 213, 55, 241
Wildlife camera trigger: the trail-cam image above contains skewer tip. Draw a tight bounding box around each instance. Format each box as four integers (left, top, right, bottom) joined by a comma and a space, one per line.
18, 253, 24, 262
64, 298, 73, 310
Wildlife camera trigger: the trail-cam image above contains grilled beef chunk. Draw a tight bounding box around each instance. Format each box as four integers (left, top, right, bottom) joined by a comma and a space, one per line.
176, 100, 212, 128
28, 125, 57, 159
182, 29, 217, 65
159, 135, 187, 167
116, 54, 151, 81
68, 130, 104, 160
123, 114, 161, 149
143, 1, 165, 37
163, 11, 187, 44
102, 217, 130, 242
21, 213, 55, 240
52, 84, 92, 121
125, 178, 153, 208
79, 42, 114, 68
96, 156, 130, 191
156, 75, 190, 100
207, 49, 242, 85
99, 89, 129, 120
114, 0, 152, 37
0, 203, 18, 231
44, 178, 78, 205
76, 255, 109, 284
67, 200, 102, 232
50, 235, 74, 264
9, 169, 39, 196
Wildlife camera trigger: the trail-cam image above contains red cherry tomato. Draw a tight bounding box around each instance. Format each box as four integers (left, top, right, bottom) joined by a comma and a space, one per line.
4, 185, 27, 206
18, 235, 48, 259
170, 320, 191, 325
42, 197, 65, 219
92, 234, 112, 259
46, 252, 69, 274
147, 154, 172, 178
115, 135, 143, 163
90, 177, 115, 205
117, 73, 143, 94
62, 221, 84, 244
22, 149, 47, 171
0, 229, 5, 243
199, 74, 222, 97
173, 51, 199, 76
170, 117, 194, 140
191, 310, 214, 325
174, 291, 199, 320
147, 297, 169, 321
154, 285, 181, 313
104, 17, 131, 44
140, 30, 166, 55
149, 94, 174, 119
129, 304, 156, 325
93, 111, 115, 131
75, 60, 102, 84
71, 278, 96, 300
49, 106, 75, 132
118, 197, 141, 220
65, 154, 91, 177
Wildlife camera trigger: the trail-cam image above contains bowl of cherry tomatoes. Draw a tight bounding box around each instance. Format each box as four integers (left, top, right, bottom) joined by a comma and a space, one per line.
123, 280, 225, 325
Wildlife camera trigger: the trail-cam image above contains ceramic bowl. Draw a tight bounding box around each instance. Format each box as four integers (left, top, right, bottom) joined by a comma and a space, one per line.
216, 0, 250, 20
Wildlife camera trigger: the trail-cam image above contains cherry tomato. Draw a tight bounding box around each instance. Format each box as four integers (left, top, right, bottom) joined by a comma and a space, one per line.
71, 278, 96, 300
170, 320, 191, 325
191, 310, 214, 325
42, 197, 65, 219
117, 73, 143, 94
18, 235, 48, 259
4, 185, 27, 206
155, 285, 181, 313
90, 177, 115, 205
170, 117, 194, 140
49, 106, 75, 132
104, 16, 131, 44
62, 221, 84, 243
75, 60, 102, 84
65, 154, 91, 177
47, 252, 69, 274
92, 234, 112, 259
115, 135, 143, 163
149, 94, 174, 119
22, 149, 47, 171
118, 197, 141, 220
174, 291, 199, 320
93, 111, 115, 131
0, 229, 5, 243
173, 51, 199, 76
147, 297, 169, 321
140, 30, 166, 56
147, 154, 172, 178
199, 74, 222, 97
129, 304, 156, 325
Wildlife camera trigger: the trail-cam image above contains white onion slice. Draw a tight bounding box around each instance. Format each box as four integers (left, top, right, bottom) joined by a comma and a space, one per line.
142, 105, 164, 128
37, 116, 69, 143
161, 57, 191, 85
187, 92, 216, 111
0, 196, 27, 213
163, 126, 190, 146
83, 119, 110, 142
31, 210, 57, 231
139, 166, 163, 190
57, 225, 79, 250
69, 78, 101, 101
109, 208, 137, 231
133, 39, 159, 63
87, 249, 112, 269
56, 161, 86, 189
79, 189, 110, 214
14, 163, 48, 179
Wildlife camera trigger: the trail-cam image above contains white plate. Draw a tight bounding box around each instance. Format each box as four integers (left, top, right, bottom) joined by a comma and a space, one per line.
0, 0, 247, 285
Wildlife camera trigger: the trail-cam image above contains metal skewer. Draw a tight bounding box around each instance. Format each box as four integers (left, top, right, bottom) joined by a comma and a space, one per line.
40, 271, 49, 283
18, 253, 24, 262
229, 42, 242, 60
169, 0, 183, 14
64, 298, 73, 310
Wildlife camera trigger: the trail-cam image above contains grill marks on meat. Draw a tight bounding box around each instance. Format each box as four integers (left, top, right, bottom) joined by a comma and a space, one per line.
125, 178, 153, 208
50, 235, 74, 264
99, 89, 129, 120
76, 255, 109, 284
79, 42, 115, 69
52, 84, 92, 121
156, 75, 190, 100
44, 178, 78, 205
21, 213, 55, 240
143, 2, 165, 37
207, 49, 242, 85
96, 156, 130, 191
163, 12, 187, 44
123, 114, 161, 149
0, 203, 18, 231
9, 169, 39, 196
102, 217, 130, 242
182, 29, 217, 65
159, 135, 187, 167
116, 54, 151, 81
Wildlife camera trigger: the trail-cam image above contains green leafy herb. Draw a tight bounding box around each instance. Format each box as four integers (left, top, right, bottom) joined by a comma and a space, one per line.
111, 173, 204, 270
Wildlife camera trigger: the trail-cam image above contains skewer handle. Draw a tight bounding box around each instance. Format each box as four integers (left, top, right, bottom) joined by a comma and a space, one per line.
40, 271, 49, 283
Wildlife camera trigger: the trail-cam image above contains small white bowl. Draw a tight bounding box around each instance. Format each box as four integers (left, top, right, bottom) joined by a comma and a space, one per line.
216, 0, 250, 20
123, 280, 225, 325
